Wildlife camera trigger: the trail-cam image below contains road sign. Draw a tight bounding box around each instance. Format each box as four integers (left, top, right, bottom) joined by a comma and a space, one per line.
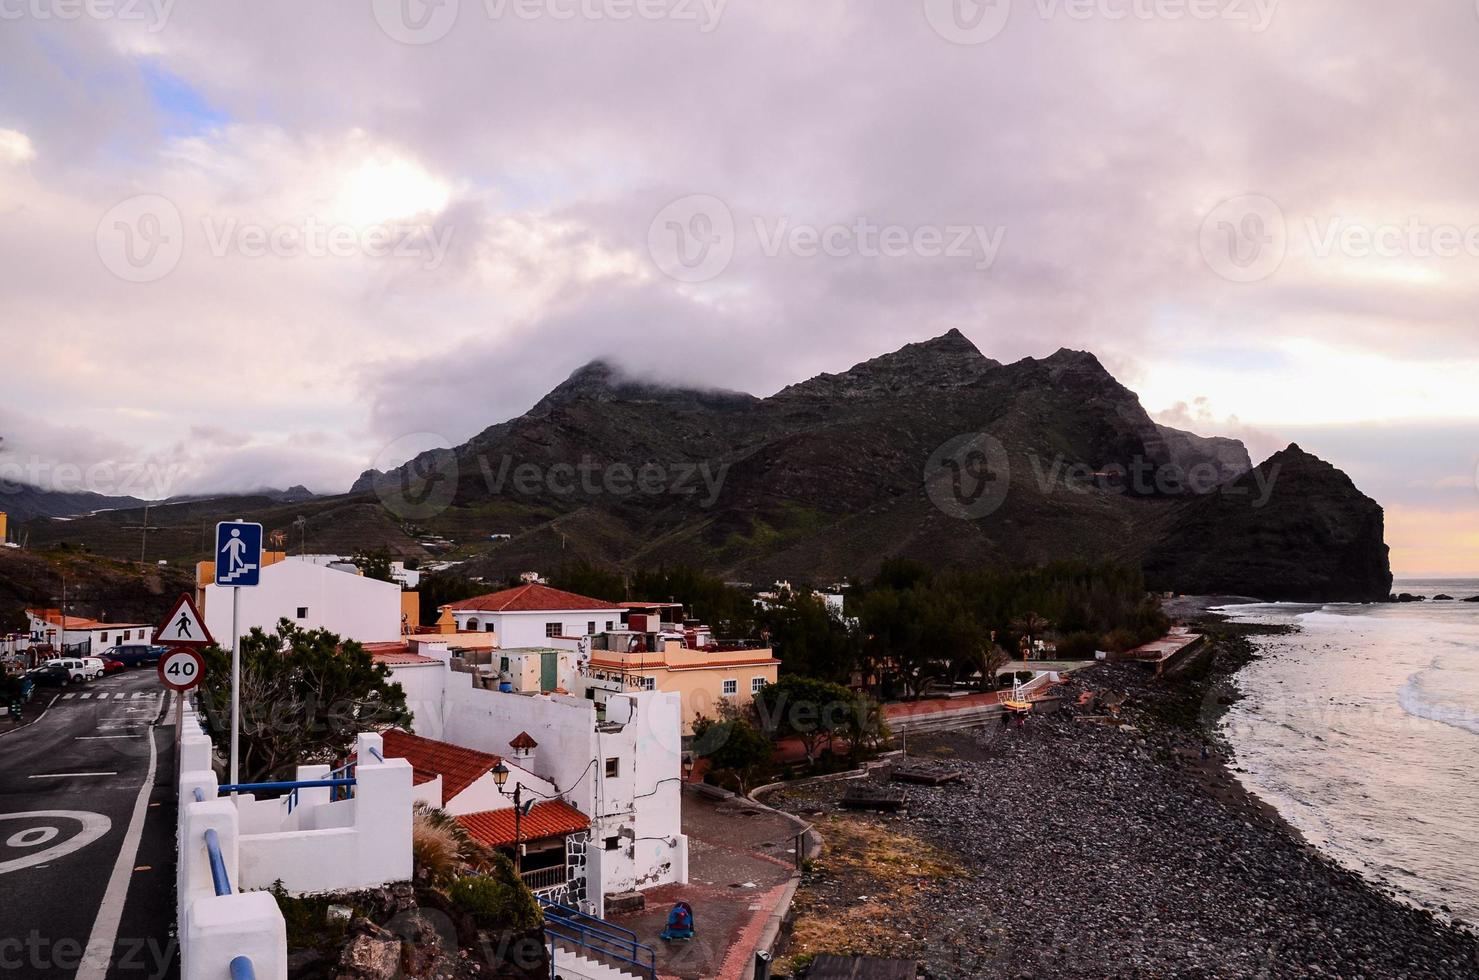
214, 521, 264, 587
158, 647, 205, 692
155, 593, 213, 648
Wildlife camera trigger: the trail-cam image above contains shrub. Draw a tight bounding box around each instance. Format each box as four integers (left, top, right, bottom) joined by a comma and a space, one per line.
1055, 631, 1100, 660
413, 803, 473, 884
1101, 628, 1141, 654
448, 857, 542, 932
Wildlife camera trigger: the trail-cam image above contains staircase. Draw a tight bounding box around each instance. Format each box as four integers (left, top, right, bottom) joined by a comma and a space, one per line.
540, 897, 655, 980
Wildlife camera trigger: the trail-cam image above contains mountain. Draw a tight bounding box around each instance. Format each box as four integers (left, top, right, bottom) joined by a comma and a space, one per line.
0, 484, 147, 525
1142, 444, 1392, 601
20, 332, 1392, 601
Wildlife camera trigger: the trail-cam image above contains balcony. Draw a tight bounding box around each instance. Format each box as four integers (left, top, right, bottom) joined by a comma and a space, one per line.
520, 864, 568, 893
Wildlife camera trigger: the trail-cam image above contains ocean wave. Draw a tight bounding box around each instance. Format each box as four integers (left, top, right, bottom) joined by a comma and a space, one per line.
1398, 670, 1479, 737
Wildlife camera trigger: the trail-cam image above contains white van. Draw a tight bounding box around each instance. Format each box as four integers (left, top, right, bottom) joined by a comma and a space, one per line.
44, 658, 102, 682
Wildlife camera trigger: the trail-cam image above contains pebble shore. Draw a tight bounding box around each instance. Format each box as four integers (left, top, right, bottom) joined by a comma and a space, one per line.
772, 650, 1479, 979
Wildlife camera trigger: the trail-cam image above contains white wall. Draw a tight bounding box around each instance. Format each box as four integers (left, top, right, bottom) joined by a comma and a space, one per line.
451, 609, 619, 648
205, 560, 402, 644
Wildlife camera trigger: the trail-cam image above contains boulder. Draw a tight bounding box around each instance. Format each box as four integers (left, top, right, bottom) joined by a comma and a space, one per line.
337, 934, 401, 980
1433, 594, 1455, 601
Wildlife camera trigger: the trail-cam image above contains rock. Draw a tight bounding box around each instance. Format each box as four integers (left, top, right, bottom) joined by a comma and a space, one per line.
1466, 596, 1479, 603
1433, 594, 1455, 601
337, 934, 401, 980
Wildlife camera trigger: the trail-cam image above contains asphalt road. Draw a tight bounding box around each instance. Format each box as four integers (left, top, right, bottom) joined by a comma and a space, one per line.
0, 669, 179, 980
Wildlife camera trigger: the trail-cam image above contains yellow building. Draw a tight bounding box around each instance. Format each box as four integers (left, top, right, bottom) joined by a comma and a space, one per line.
583, 629, 780, 734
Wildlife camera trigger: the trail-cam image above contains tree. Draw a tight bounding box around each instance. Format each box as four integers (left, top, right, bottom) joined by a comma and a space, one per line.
1010, 612, 1052, 658
550, 561, 626, 602
197, 620, 411, 782
753, 675, 859, 765
691, 717, 773, 794
754, 591, 860, 684
352, 548, 397, 585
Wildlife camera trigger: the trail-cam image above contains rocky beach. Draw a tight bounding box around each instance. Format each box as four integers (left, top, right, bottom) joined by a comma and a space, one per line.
767, 632, 1479, 979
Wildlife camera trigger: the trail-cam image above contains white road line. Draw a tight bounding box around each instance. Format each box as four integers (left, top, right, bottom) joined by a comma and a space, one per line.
62, 693, 78, 700
28, 772, 119, 778
77, 707, 161, 980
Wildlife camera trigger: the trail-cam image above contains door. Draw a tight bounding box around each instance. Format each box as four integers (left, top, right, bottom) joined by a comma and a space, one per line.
540, 651, 558, 692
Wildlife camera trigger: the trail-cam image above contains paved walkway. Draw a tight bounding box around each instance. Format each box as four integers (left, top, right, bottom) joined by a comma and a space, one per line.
610, 788, 799, 979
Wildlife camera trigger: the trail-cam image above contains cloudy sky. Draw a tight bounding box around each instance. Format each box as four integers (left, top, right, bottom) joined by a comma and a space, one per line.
1, 0, 1476, 574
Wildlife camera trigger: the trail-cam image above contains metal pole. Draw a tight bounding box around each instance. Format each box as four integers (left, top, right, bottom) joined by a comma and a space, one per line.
230, 586, 241, 788
513, 784, 523, 874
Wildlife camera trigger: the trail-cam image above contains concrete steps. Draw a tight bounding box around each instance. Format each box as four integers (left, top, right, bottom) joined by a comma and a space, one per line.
548, 940, 644, 980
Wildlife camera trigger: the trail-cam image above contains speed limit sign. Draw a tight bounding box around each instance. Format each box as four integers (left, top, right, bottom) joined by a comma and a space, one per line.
158, 647, 205, 692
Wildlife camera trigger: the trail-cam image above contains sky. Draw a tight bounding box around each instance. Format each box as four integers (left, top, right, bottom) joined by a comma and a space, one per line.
0, 1, 1476, 575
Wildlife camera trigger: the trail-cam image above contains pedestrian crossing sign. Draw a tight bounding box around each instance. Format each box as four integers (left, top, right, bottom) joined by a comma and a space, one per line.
155, 592, 213, 648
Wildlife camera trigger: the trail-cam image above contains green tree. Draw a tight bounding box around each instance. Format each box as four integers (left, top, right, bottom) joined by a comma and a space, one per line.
753, 675, 859, 764
418, 573, 492, 625
550, 561, 627, 602
352, 548, 397, 584
691, 717, 773, 794
754, 591, 859, 684
197, 620, 411, 782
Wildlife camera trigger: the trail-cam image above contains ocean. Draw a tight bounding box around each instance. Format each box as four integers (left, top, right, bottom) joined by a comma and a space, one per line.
1218, 579, 1479, 925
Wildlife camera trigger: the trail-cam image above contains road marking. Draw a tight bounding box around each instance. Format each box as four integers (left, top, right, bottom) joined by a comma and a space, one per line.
62, 693, 78, 700
77, 721, 159, 980
0, 812, 112, 875
28, 772, 119, 779
0, 695, 59, 738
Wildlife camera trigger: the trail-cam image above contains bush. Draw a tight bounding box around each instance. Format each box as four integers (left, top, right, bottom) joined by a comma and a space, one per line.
413, 803, 485, 884
1101, 628, 1141, 654
448, 857, 542, 932
1055, 631, 1100, 660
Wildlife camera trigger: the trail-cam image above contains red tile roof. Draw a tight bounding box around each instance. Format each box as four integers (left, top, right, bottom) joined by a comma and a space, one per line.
362, 642, 440, 666
26, 608, 147, 631
509, 731, 538, 750
381, 730, 502, 799
447, 583, 622, 613
456, 801, 589, 848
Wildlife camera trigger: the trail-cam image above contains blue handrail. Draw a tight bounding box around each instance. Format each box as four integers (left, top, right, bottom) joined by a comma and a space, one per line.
538, 896, 640, 944
228, 955, 255, 980
544, 920, 656, 979
193, 787, 205, 802
368, 746, 384, 763
204, 828, 231, 896
217, 778, 356, 794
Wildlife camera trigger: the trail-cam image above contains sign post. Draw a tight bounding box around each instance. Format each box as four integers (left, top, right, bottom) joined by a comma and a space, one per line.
214, 521, 263, 790
154, 593, 213, 756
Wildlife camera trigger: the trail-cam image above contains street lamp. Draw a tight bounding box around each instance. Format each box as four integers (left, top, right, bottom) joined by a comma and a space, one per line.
681, 754, 695, 781
491, 762, 528, 874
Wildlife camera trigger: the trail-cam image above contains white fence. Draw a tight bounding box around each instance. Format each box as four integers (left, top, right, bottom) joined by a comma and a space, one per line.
176, 704, 414, 980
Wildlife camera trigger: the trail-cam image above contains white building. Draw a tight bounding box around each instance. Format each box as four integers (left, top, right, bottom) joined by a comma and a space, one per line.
25, 608, 152, 656
202, 558, 403, 645
375, 642, 687, 915
445, 583, 624, 647
289, 553, 421, 589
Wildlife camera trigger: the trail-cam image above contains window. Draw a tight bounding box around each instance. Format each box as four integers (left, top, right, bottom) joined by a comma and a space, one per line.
296, 607, 308, 620
545, 622, 561, 638
722, 679, 738, 697
642, 676, 656, 691
587, 621, 596, 635
752, 677, 767, 694
485, 623, 495, 632
604, 836, 620, 851
500, 656, 510, 671
100, 633, 108, 644
605, 758, 620, 778
122, 630, 132, 641
605, 620, 614, 630
466, 617, 479, 631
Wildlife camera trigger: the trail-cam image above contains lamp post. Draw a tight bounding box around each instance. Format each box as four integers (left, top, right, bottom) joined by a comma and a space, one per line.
491, 762, 524, 874
681, 753, 695, 783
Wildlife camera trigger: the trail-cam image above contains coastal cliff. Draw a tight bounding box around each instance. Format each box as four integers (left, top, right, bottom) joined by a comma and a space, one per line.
1142, 444, 1393, 602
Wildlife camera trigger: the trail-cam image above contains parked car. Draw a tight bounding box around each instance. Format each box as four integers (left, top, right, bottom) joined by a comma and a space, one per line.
101, 658, 127, 675
44, 658, 101, 682
26, 663, 74, 687
80, 657, 107, 679
105, 643, 164, 668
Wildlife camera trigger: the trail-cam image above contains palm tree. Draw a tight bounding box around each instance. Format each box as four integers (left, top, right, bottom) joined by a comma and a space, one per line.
1011, 612, 1051, 661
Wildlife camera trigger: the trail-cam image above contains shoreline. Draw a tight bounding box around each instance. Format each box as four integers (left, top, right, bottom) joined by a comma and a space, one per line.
767, 628, 1479, 978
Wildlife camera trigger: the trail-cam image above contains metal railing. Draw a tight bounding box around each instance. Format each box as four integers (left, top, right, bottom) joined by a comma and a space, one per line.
204, 828, 232, 896
539, 897, 655, 980
228, 955, 255, 980
519, 865, 567, 892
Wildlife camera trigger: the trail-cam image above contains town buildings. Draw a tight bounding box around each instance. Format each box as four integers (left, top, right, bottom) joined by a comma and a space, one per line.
444, 583, 625, 646
24, 607, 152, 658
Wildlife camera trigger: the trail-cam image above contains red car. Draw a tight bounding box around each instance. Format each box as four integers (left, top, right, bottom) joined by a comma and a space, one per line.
101, 658, 127, 675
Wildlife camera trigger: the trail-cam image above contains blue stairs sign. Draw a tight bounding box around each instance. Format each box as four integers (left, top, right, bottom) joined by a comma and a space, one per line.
215, 521, 264, 587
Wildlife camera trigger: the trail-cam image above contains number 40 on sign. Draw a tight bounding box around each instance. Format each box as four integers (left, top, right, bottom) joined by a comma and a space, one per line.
158, 648, 205, 692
